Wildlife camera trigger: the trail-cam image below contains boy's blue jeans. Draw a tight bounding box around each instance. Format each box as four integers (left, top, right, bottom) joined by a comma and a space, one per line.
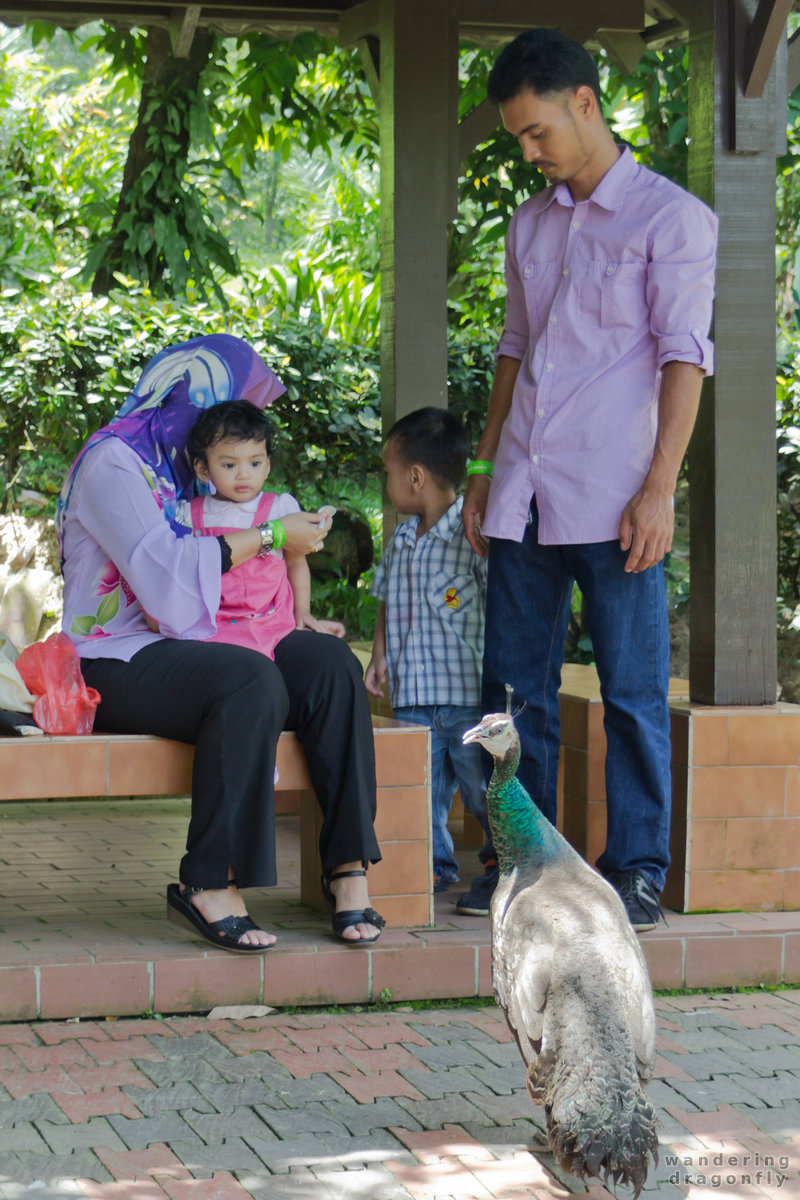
482, 499, 671, 892
392, 703, 493, 884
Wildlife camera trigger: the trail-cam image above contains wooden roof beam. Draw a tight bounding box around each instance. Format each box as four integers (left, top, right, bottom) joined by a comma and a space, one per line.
338, 0, 377, 44
456, 0, 645, 34
743, 0, 793, 99
596, 29, 646, 72
169, 3, 200, 54
458, 97, 499, 161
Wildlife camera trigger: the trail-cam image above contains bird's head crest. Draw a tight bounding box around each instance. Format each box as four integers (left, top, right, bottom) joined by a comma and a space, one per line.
463, 685, 520, 758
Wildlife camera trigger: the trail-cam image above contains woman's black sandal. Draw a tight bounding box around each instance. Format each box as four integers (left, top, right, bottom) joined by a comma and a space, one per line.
166, 883, 274, 954
321, 869, 385, 945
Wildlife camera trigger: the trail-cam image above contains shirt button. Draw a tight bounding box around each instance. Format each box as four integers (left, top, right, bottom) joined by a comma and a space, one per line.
562, 268, 569, 277
532, 454, 540, 463
692, 328, 701, 337
605, 264, 616, 276
572, 221, 581, 231
524, 265, 532, 278
549, 314, 557, 324
538, 407, 545, 416
545, 362, 553, 370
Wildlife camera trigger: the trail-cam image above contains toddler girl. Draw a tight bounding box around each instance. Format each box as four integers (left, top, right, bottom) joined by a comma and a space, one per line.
177, 400, 343, 657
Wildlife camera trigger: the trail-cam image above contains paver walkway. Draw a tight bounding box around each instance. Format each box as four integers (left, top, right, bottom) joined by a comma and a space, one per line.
0, 991, 798, 1200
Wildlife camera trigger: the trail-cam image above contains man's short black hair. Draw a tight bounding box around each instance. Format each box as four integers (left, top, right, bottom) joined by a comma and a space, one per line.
488, 28, 602, 108
187, 400, 277, 466
386, 406, 471, 491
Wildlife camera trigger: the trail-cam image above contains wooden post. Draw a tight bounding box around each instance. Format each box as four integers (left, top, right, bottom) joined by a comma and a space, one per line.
687, 0, 780, 704
378, 0, 457, 432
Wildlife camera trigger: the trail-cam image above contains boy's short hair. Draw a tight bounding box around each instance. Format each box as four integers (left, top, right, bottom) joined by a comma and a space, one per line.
386, 406, 471, 491
488, 28, 602, 108
187, 400, 277, 466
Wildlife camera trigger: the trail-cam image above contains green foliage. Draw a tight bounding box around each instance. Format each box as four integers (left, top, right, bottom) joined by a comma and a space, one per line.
0, 289, 131, 498
0, 25, 133, 292
776, 90, 800, 330
311, 576, 379, 642
776, 331, 800, 606
602, 46, 689, 186
0, 284, 383, 505
267, 318, 381, 494
83, 28, 378, 302
446, 323, 497, 448
254, 252, 380, 346
84, 40, 244, 302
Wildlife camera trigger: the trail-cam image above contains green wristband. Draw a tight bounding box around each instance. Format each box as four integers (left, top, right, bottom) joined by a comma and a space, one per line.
466, 459, 494, 478
269, 519, 286, 550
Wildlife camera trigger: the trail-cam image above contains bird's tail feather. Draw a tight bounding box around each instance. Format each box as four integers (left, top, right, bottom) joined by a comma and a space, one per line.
533, 1058, 658, 1197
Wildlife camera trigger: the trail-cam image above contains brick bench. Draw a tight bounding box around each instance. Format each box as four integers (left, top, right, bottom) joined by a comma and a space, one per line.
0, 717, 432, 928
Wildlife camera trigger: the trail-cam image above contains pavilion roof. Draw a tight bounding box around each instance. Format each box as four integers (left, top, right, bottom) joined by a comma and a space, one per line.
0, 0, 690, 54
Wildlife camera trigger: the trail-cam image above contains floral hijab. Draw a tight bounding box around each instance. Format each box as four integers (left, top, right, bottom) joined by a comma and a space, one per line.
57, 334, 286, 541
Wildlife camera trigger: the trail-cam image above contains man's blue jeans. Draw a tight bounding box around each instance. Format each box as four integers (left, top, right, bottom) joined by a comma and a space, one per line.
482, 500, 671, 891
393, 703, 493, 884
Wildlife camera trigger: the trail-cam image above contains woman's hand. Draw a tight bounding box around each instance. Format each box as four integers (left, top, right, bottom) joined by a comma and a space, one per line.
296, 612, 346, 637
281, 512, 331, 556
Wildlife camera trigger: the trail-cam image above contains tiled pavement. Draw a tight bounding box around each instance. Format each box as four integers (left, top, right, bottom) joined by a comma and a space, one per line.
0, 991, 799, 1200
2, 800, 800, 1024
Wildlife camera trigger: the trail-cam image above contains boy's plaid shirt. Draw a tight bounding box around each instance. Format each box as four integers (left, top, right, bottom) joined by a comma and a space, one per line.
372, 496, 487, 708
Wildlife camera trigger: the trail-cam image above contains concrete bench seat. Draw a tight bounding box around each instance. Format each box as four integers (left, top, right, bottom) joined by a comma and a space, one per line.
0, 717, 432, 928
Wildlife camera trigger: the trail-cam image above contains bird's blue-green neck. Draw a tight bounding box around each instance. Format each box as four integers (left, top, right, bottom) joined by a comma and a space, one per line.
487, 740, 567, 874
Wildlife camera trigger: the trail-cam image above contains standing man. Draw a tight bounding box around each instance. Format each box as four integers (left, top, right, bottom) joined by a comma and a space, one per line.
461, 28, 717, 930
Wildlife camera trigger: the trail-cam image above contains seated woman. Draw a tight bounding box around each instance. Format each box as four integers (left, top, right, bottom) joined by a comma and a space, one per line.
57, 333, 383, 953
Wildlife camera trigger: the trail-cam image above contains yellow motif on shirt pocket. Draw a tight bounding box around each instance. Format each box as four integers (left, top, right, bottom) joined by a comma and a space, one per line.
444, 587, 462, 610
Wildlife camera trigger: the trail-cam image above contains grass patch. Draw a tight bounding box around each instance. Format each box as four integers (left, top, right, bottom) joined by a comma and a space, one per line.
655, 983, 794, 997
277, 995, 499, 1017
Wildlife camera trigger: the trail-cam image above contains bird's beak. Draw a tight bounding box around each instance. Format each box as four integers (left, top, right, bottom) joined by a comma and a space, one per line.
462, 723, 482, 745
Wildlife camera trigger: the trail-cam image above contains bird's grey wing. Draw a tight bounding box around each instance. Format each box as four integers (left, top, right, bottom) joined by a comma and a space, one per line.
492, 884, 555, 1069
621, 936, 657, 1082
588, 875, 658, 1083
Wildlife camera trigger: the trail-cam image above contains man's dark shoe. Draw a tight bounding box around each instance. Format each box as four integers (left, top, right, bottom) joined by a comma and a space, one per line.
607, 869, 663, 932
455, 857, 499, 916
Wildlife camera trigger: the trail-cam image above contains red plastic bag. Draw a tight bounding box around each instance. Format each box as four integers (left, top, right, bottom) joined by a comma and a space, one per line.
16, 632, 101, 735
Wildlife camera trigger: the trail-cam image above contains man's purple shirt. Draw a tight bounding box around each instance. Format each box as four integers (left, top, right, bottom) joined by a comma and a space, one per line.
482, 147, 718, 546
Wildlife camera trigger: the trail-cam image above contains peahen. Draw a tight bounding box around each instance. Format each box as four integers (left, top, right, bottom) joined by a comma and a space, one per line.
463, 691, 659, 1196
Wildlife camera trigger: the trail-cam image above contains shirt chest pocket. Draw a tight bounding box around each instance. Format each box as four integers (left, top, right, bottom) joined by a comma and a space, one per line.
521, 261, 560, 332
427, 570, 477, 623
578, 261, 647, 330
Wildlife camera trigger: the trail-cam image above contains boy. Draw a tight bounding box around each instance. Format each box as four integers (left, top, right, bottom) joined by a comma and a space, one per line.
365, 407, 497, 912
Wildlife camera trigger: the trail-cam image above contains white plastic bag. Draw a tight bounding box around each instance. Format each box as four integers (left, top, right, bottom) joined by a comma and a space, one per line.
0, 634, 36, 712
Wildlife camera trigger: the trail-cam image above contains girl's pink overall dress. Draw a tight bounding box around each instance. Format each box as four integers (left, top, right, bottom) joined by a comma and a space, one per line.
190, 493, 296, 659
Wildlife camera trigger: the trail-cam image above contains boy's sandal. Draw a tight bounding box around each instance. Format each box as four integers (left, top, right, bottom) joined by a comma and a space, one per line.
321, 869, 386, 946
166, 883, 274, 955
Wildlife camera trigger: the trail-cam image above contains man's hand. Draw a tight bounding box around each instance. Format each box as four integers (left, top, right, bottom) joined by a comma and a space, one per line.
618, 484, 674, 573
618, 360, 703, 573
462, 475, 492, 558
364, 654, 387, 697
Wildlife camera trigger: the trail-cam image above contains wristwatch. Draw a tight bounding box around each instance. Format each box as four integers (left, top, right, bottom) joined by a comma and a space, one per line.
257, 522, 274, 556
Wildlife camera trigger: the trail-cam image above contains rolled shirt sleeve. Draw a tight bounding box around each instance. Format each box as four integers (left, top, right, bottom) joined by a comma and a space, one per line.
496, 209, 530, 363
647, 197, 718, 375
